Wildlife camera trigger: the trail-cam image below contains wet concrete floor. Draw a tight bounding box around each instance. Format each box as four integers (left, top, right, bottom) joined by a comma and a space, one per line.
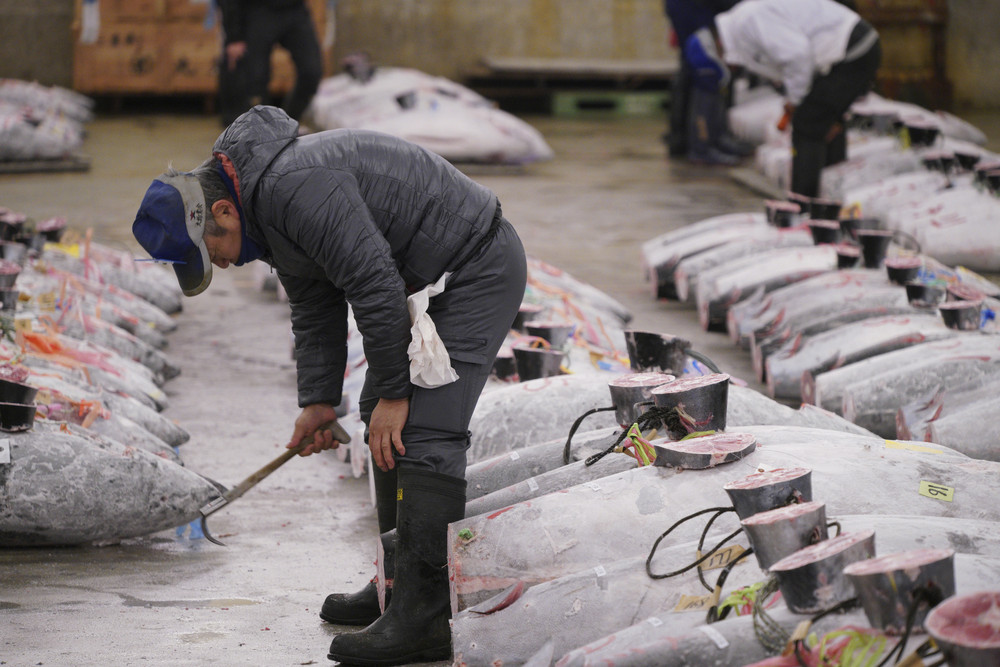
0, 109, 996, 666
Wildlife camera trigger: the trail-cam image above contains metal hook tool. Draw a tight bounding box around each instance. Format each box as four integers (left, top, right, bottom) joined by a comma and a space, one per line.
199, 420, 351, 546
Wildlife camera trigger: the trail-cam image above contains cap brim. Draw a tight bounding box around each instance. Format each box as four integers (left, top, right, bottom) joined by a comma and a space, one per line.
174, 238, 212, 297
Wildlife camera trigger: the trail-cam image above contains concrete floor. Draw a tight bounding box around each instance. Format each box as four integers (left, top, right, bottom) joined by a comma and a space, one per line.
0, 109, 995, 666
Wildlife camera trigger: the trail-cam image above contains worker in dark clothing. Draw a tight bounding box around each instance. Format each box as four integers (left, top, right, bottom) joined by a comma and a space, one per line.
662, 0, 742, 162
131, 105, 528, 666
713, 0, 881, 197
218, 0, 323, 123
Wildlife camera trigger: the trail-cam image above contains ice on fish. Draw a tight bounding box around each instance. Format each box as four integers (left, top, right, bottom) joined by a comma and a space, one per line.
673, 226, 814, 303
640, 212, 767, 300
0, 429, 220, 546
449, 424, 999, 613
695, 245, 839, 330
764, 313, 959, 399
805, 333, 1000, 413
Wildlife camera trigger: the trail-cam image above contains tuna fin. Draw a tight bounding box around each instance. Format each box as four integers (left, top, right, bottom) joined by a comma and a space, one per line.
467, 581, 525, 615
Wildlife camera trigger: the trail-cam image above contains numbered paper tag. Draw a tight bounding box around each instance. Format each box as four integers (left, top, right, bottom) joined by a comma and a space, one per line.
673, 588, 721, 613
886, 440, 943, 455
697, 624, 730, 649
0, 439, 9, 464
526, 478, 539, 492
782, 620, 813, 656
509, 451, 520, 461
594, 565, 606, 577
38, 292, 56, 312
919, 480, 954, 502
698, 544, 747, 571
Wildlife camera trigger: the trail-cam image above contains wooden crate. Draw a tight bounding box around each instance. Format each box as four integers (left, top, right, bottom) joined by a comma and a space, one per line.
856, 0, 951, 109
72, 22, 168, 93
72, 0, 326, 97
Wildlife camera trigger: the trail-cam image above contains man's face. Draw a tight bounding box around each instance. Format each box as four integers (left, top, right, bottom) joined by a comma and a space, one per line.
206, 200, 243, 268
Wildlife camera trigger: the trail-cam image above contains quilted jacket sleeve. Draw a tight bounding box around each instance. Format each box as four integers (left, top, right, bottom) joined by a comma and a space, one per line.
264, 165, 413, 403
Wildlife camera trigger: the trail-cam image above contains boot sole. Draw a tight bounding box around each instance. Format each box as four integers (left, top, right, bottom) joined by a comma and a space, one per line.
326, 643, 451, 666
318, 611, 378, 626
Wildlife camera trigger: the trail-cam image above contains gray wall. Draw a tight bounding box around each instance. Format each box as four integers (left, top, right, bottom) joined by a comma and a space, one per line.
1, 0, 998, 110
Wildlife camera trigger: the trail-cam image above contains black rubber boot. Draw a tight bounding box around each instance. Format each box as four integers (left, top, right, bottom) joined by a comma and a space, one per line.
319, 466, 398, 625
791, 137, 828, 199
327, 467, 466, 666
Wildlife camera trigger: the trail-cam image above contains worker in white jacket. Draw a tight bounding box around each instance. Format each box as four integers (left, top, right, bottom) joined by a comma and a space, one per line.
714, 0, 881, 197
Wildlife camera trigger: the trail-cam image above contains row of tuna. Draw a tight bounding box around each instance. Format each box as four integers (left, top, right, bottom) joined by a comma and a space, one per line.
730, 86, 1000, 274
640, 186, 1000, 464
280, 236, 1000, 662
0, 210, 227, 546
0, 79, 93, 162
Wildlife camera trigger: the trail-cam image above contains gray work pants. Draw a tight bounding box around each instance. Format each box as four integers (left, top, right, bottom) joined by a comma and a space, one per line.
359, 218, 527, 479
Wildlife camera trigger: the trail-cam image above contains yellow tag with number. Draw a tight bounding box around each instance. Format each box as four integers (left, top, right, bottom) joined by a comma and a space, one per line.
782, 620, 813, 656
697, 544, 747, 572
919, 480, 954, 502
38, 292, 56, 312
14, 316, 32, 333
886, 440, 944, 455
673, 587, 721, 613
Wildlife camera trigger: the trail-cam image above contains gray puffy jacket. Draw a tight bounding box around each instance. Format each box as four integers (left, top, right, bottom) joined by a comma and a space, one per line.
212, 106, 498, 407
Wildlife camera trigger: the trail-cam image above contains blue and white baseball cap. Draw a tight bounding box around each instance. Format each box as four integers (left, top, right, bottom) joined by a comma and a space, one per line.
132, 171, 212, 296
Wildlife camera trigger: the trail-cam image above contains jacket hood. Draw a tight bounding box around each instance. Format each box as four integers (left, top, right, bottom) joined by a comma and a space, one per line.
211, 105, 299, 213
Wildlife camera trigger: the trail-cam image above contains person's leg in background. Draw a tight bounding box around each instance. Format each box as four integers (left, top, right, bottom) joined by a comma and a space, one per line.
328, 219, 527, 665
276, 3, 323, 122
790, 23, 881, 197
241, 5, 278, 108
684, 28, 740, 166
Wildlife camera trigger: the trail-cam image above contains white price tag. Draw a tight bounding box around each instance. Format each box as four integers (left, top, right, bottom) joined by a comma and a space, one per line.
509, 451, 520, 461
594, 565, 607, 577
0, 439, 10, 464
527, 478, 539, 492
698, 625, 730, 649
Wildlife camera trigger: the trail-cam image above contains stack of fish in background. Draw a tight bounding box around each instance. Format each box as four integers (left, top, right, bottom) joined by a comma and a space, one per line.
305, 55, 554, 165
0, 209, 224, 547
0, 79, 93, 163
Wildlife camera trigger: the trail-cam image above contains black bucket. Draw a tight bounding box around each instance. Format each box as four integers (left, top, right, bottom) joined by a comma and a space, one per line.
525, 321, 574, 349
35, 217, 68, 243
0, 401, 37, 432
939, 300, 982, 331
885, 256, 923, 285
623, 330, 691, 374
0, 288, 18, 313
511, 304, 545, 333
0, 259, 21, 288
838, 217, 881, 242
809, 198, 843, 221
807, 220, 841, 245
836, 243, 861, 269
905, 282, 947, 309
0, 378, 38, 404
491, 351, 517, 381
765, 200, 801, 228
857, 229, 894, 268
511, 345, 565, 381
954, 152, 981, 172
